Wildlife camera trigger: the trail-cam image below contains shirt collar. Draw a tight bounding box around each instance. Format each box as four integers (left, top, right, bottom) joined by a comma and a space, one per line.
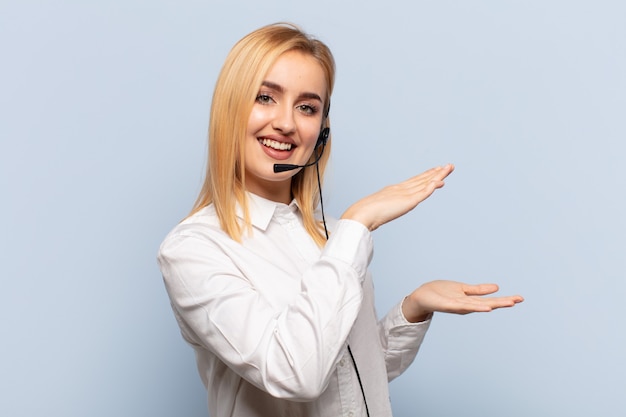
236, 192, 299, 231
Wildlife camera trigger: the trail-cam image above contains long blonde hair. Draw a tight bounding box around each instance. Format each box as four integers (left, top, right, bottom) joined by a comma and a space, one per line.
190, 23, 335, 246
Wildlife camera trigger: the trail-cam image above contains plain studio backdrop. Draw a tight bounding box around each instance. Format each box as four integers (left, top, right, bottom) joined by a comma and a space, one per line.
1, 1, 624, 416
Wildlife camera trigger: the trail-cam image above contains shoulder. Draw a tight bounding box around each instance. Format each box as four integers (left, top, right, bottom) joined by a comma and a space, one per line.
158, 205, 227, 258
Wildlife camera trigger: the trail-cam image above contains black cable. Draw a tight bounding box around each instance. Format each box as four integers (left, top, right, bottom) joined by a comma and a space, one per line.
315, 161, 329, 240
348, 345, 371, 417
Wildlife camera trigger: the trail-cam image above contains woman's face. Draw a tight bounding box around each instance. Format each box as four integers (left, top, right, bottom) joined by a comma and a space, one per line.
244, 50, 327, 203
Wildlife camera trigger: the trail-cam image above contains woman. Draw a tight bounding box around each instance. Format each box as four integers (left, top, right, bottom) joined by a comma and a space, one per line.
158, 23, 523, 417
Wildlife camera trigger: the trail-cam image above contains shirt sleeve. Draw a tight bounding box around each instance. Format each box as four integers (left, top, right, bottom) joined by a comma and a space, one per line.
378, 298, 432, 381
157, 219, 373, 400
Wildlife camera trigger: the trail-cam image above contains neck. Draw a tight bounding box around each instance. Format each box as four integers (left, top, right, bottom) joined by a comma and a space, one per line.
245, 180, 292, 205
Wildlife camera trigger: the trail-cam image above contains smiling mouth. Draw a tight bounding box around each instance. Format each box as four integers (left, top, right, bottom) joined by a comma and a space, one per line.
258, 138, 293, 151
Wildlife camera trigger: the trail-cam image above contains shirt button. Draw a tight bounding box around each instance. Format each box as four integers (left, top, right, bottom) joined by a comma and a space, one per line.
339, 359, 346, 367
348, 412, 354, 417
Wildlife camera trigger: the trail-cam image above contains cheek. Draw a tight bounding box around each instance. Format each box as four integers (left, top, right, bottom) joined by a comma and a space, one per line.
247, 107, 268, 134
301, 122, 322, 147
297, 113, 323, 142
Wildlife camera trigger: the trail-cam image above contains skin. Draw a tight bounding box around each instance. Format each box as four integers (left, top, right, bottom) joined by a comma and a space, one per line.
246, 51, 523, 324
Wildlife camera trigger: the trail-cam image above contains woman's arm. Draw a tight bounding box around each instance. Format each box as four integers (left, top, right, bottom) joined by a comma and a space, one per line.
158, 219, 372, 400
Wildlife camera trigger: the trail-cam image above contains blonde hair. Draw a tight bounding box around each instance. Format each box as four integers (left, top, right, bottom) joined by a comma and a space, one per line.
190, 23, 335, 246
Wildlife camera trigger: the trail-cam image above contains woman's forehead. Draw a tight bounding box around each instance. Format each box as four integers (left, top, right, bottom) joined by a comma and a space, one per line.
262, 51, 327, 99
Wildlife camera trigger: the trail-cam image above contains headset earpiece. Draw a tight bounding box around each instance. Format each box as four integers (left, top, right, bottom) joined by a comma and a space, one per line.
316, 127, 330, 148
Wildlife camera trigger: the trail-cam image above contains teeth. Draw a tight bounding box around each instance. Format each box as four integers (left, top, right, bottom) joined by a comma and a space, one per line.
260, 138, 292, 151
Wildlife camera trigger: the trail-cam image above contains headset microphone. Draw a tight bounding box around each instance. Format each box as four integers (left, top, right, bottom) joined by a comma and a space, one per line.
273, 127, 330, 173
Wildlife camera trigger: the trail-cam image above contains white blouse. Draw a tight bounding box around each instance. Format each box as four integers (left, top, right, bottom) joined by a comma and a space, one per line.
157, 193, 430, 417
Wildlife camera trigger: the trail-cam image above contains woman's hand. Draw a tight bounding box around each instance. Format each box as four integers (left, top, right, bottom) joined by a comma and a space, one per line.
340, 165, 523, 321
402, 280, 525, 323
341, 164, 455, 231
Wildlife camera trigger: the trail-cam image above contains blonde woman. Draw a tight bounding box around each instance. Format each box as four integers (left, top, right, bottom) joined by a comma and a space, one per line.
158, 23, 523, 417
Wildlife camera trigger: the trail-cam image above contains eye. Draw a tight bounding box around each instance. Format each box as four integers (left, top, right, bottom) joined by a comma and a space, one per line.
297, 104, 319, 115
255, 94, 275, 105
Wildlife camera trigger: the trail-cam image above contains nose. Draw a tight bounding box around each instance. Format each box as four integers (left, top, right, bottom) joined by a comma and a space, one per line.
271, 104, 296, 134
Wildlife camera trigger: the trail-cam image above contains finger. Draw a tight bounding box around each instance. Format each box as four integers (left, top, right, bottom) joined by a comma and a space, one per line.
469, 295, 524, 309
484, 296, 524, 309
427, 164, 454, 182
407, 164, 454, 186
442, 299, 493, 314
463, 283, 500, 296
412, 165, 454, 191
445, 297, 521, 315
404, 172, 449, 196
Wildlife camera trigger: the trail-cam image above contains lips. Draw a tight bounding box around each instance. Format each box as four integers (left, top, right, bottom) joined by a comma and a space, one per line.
258, 137, 294, 151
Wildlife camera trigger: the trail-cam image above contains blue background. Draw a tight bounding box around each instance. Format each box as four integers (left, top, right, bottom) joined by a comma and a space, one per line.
2, 1, 624, 416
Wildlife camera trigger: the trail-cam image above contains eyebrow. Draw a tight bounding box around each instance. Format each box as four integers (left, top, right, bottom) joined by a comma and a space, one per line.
261, 81, 323, 102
